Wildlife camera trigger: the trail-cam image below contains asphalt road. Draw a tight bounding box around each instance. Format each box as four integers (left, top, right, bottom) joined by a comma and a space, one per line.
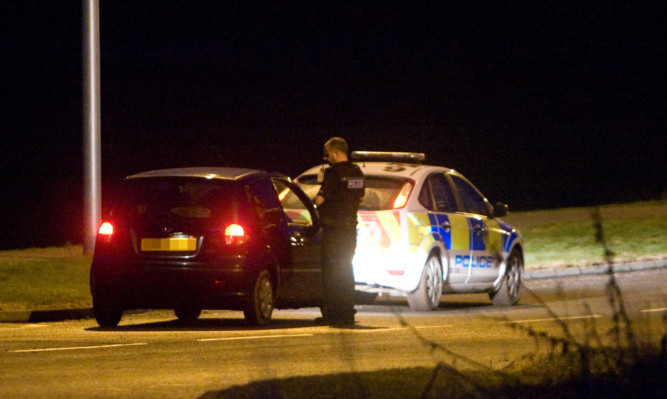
1, 269, 665, 399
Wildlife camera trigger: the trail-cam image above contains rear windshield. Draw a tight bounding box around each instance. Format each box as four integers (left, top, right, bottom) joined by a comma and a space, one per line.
296, 175, 409, 211
110, 177, 241, 221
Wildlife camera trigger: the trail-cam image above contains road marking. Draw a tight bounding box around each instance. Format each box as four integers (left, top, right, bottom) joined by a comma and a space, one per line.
641, 307, 667, 313
345, 327, 407, 333
197, 326, 451, 341
198, 333, 313, 342
353, 325, 451, 333
10, 342, 147, 353
415, 325, 452, 329
499, 315, 602, 324
0, 324, 47, 330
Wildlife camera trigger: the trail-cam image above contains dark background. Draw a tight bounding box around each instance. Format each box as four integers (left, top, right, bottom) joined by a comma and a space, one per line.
1, 1, 664, 249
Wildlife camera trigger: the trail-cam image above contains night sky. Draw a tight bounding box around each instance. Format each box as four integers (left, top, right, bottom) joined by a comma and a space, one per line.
2, 1, 664, 249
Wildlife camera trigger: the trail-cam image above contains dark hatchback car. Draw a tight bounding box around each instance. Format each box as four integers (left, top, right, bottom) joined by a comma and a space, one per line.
90, 167, 321, 327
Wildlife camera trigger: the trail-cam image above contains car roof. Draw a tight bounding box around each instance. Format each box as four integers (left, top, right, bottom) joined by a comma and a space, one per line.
297, 162, 454, 181
127, 167, 267, 181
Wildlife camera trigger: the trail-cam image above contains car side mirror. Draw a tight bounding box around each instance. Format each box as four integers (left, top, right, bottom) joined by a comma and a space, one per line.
493, 202, 509, 218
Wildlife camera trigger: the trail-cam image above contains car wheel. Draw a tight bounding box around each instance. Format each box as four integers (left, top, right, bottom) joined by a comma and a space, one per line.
93, 300, 123, 328
490, 249, 523, 306
319, 304, 328, 321
407, 254, 443, 311
244, 270, 274, 326
174, 306, 201, 324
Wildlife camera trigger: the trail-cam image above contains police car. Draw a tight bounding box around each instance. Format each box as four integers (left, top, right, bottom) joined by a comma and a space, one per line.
285, 151, 524, 310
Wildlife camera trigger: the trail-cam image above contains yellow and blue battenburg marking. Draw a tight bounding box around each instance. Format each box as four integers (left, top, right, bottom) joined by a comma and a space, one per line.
423, 213, 470, 250
400, 211, 517, 255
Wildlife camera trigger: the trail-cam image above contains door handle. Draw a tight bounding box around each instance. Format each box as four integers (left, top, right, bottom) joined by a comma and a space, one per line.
473, 225, 484, 235
440, 222, 451, 233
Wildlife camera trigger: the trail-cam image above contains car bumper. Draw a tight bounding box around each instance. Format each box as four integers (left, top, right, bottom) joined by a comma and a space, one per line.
90, 258, 260, 310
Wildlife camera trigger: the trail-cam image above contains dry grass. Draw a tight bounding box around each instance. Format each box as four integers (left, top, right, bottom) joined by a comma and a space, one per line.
0, 244, 92, 311
0, 244, 85, 261
504, 201, 667, 269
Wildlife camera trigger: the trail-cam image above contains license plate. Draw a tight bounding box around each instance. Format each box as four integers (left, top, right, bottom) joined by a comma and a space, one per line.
141, 237, 197, 251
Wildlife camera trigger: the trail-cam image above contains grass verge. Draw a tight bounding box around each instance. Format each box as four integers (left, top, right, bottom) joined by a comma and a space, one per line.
0, 245, 92, 311
504, 200, 667, 269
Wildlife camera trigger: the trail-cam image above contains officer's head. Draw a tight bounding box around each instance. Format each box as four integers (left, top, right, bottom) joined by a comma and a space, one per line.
323, 137, 348, 165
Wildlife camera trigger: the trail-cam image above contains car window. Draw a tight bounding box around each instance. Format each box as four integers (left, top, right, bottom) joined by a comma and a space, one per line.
418, 181, 434, 210
291, 175, 322, 201
112, 178, 237, 220
273, 180, 314, 226
296, 175, 408, 211
247, 178, 284, 225
274, 181, 308, 211
450, 174, 490, 216
424, 174, 457, 212
247, 178, 281, 209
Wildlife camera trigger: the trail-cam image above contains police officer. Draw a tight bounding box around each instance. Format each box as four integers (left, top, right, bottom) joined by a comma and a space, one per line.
315, 137, 364, 326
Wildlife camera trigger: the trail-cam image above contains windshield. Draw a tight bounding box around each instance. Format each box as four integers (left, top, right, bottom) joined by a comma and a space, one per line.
295, 175, 412, 211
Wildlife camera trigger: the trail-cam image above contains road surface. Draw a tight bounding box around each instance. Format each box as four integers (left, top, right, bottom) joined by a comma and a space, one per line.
1, 269, 665, 398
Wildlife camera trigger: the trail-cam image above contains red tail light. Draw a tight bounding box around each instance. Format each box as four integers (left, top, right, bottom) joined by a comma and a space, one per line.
224, 223, 248, 245
98, 222, 114, 236
392, 182, 414, 209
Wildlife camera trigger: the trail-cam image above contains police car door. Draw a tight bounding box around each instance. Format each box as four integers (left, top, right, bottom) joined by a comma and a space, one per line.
423, 173, 470, 286
449, 173, 500, 285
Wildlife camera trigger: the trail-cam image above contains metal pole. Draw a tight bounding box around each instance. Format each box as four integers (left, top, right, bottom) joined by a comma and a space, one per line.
83, 0, 101, 254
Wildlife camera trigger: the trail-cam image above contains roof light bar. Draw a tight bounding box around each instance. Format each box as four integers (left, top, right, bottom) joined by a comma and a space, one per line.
351, 151, 426, 163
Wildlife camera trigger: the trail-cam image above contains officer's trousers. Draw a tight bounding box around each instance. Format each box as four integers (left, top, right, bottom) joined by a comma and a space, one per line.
320, 225, 357, 322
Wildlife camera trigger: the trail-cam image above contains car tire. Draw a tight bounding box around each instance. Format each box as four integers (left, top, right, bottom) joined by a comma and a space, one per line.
319, 304, 328, 321
490, 249, 523, 306
174, 306, 201, 324
244, 270, 274, 326
93, 300, 123, 328
407, 254, 443, 311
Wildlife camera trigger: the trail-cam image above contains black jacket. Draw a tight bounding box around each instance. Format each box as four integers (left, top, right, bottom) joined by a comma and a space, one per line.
317, 161, 365, 228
